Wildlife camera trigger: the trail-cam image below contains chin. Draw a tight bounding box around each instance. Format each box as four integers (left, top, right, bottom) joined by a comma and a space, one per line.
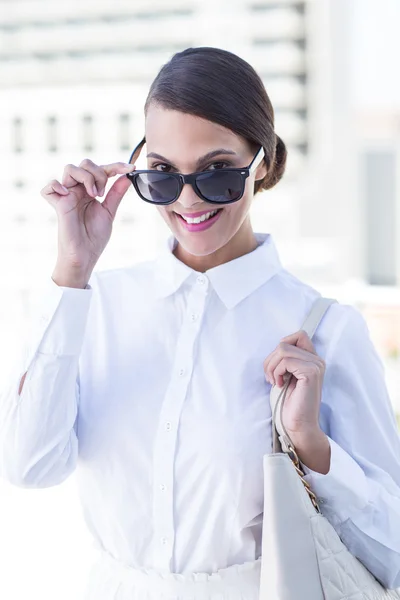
176, 234, 225, 256
174, 231, 229, 257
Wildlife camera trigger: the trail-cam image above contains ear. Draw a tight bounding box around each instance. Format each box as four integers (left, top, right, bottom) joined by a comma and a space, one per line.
254, 158, 268, 182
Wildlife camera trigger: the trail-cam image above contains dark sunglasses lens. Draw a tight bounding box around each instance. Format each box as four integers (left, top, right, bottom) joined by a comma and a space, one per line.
135, 173, 179, 203
196, 171, 243, 202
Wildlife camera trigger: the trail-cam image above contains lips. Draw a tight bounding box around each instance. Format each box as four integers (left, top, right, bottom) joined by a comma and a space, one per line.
174, 208, 223, 232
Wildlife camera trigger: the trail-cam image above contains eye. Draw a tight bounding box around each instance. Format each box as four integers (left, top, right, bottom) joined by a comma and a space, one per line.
150, 163, 172, 172
206, 161, 230, 171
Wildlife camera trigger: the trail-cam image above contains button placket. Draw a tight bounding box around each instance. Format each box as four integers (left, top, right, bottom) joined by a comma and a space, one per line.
152, 283, 208, 570
188, 277, 208, 326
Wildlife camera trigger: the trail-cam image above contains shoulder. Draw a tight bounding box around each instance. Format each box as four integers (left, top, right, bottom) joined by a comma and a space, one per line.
271, 268, 370, 355
88, 258, 159, 299
277, 268, 365, 325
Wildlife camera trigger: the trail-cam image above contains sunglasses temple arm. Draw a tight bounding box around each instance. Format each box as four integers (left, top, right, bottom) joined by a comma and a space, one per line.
249, 146, 265, 173
128, 136, 146, 165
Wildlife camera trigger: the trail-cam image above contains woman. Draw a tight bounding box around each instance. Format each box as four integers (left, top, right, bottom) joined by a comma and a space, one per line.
1, 47, 400, 599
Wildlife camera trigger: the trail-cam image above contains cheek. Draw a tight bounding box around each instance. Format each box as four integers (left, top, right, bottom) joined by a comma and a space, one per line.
157, 207, 173, 223
230, 188, 253, 218
216, 198, 251, 232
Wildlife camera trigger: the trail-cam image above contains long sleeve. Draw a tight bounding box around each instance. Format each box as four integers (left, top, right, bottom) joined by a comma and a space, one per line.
300, 304, 400, 590
0, 277, 93, 488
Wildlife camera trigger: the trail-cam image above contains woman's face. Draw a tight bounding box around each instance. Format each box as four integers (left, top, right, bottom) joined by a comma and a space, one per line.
144, 104, 267, 259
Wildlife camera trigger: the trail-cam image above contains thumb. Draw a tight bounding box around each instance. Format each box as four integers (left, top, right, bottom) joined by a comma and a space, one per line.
102, 174, 132, 220
280, 330, 317, 354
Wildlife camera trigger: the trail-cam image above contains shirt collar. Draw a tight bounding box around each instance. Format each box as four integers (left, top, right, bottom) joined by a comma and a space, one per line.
154, 232, 282, 309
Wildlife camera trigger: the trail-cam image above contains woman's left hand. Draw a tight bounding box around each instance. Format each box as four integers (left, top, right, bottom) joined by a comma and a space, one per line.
263, 330, 326, 437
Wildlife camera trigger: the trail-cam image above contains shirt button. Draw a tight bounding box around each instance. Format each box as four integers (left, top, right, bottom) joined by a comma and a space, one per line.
190, 313, 198, 321
179, 368, 185, 376
196, 275, 206, 285
160, 484, 166, 491
161, 537, 168, 545
165, 422, 172, 431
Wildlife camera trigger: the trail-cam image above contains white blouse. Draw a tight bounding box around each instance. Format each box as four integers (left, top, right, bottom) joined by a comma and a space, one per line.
1, 232, 400, 589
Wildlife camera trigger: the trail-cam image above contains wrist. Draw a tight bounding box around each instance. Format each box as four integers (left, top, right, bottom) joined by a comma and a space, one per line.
289, 429, 331, 475
289, 427, 325, 447
52, 266, 91, 289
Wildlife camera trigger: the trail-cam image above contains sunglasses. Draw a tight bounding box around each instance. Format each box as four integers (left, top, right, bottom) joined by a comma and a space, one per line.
126, 137, 265, 206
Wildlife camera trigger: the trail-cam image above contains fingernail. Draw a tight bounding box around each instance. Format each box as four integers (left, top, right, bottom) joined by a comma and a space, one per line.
61, 185, 69, 193
92, 185, 98, 196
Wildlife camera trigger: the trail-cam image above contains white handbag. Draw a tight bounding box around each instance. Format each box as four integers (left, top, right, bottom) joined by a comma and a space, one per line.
260, 296, 400, 599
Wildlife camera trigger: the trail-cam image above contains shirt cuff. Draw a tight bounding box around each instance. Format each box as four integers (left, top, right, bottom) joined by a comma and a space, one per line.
300, 435, 369, 524
26, 277, 93, 359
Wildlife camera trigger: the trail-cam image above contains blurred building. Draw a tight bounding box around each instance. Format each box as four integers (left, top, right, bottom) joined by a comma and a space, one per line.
0, 0, 400, 410
0, 0, 344, 281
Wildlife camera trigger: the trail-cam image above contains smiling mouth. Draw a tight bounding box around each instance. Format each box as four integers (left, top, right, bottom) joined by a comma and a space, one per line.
173, 208, 224, 231
175, 209, 223, 224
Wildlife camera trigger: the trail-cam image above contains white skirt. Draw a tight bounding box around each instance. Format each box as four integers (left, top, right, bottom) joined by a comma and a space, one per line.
83, 547, 261, 600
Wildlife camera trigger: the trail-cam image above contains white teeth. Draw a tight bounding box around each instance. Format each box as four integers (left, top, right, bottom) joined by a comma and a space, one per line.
180, 210, 219, 224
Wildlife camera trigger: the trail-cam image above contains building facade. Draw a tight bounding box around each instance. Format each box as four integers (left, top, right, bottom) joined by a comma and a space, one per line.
1, 0, 400, 408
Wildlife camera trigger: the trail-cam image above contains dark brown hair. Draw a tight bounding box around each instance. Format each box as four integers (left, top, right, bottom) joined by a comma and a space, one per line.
144, 46, 287, 193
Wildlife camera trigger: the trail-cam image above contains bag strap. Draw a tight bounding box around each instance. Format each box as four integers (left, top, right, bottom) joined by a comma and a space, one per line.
271, 296, 338, 456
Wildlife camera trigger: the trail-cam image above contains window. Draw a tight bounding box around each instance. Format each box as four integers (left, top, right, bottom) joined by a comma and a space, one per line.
250, 2, 305, 14
12, 117, 23, 153
82, 114, 94, 152
363, 150, 397, 286
119, 113, 132, 152
47, 115, 58, 153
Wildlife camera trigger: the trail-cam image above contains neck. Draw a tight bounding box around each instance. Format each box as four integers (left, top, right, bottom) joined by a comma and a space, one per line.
173, 218, 259, 272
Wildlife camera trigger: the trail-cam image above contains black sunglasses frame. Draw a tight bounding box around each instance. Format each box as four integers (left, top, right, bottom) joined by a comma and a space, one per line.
126, 137, 266, 206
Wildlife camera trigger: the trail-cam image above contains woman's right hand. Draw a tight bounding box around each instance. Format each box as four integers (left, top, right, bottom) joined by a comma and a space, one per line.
41, 159, 135, 288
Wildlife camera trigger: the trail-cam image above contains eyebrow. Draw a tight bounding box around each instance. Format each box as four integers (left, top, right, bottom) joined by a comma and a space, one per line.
146, 148, 237, 169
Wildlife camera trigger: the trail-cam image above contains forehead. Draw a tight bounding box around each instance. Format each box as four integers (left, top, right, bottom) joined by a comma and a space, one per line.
144, 104, 246, 158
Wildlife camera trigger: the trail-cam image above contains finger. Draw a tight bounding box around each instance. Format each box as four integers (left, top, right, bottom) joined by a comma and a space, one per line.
263, 343, 318, 377
62, 161, 135, 198
280, 330, 317, 354
62, 164, 98, 198
100, 164, 136, 197
100, 162, 136, 179
80, 158, 136, 196
41, 179, 70, 203
265, 353, 297, 386
273, 357, 323, 388
102, 174, 132, 220
78, 159, 109, 197
265, 347, 322, 386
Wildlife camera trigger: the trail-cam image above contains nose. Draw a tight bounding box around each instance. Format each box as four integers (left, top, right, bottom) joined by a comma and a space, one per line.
176, 182, 206, 210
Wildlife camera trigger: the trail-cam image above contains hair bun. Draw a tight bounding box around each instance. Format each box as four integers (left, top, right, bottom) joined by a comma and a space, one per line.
256, 134, 287, 193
